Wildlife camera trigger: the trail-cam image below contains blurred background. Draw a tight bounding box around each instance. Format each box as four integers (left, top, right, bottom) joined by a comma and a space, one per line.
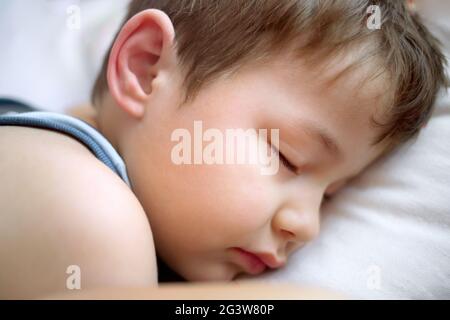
0, 0, 129, 112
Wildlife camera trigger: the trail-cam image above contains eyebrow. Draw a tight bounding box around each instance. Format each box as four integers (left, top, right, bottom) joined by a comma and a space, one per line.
300, 120, 343, 160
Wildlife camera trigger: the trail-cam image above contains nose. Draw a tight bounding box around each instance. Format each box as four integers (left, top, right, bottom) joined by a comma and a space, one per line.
272, 206, 321, 245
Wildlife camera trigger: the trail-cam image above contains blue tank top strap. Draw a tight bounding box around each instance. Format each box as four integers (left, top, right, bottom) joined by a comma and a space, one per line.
0, 106, 131, 187
0, 97, 38, 115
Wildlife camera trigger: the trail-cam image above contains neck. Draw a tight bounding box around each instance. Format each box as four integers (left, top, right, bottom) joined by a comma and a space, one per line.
66, 103, 99, 129
66, 100, 122, 154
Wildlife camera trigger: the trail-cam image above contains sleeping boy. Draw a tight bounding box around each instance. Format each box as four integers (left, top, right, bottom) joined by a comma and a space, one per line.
0, 0, 447, 298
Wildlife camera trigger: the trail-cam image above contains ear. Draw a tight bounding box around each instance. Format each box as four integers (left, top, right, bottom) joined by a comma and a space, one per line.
107, 9, 176, 119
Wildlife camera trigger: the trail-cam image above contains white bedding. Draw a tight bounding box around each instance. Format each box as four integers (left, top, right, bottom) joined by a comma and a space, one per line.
1, 0, 449, 299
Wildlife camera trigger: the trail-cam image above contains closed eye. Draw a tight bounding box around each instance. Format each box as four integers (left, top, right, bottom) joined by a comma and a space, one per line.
268, 140, 299, 174
279, 151, 298, 172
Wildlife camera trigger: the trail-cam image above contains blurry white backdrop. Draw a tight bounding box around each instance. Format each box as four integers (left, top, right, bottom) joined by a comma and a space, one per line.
0, 0, 129, 111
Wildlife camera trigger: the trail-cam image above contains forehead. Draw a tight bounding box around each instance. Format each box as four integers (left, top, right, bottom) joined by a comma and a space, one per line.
287, 48, 386, 116
260, 49, 391, 166
285, 46, 388, 109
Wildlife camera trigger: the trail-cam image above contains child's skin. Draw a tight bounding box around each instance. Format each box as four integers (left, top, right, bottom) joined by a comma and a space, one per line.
0, 10, 388, 298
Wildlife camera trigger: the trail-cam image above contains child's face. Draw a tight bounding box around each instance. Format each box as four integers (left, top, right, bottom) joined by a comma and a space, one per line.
116, 53, 388, 282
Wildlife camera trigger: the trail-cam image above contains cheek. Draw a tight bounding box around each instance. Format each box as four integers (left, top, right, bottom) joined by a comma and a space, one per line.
174, 164, 273, 228
146, 160, 276, 250
126, 112, 277, 251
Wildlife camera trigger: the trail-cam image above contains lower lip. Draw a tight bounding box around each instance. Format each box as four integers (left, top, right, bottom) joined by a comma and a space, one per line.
232, 248, 267, 275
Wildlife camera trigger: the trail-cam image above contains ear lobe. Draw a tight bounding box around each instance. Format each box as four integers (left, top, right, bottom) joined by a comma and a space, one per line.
107, 9, 176, 119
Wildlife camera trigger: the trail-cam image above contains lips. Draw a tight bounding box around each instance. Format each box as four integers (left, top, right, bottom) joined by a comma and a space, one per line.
232, 248, 266, 275
231, 247, 286, 275
254, 252, 286, 269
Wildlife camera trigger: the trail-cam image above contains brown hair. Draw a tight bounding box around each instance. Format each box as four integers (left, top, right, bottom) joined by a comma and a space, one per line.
92, 0, 448, 150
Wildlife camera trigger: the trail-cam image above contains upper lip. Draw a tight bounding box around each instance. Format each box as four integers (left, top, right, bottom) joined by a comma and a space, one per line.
240, 248, 286, 269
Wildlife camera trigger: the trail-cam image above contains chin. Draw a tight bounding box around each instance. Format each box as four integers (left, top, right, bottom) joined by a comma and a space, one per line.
181, 263, 237, 282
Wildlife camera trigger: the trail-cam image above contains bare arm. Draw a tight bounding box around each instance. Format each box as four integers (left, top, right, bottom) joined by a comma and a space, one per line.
43, 282, 345, 300
0, 143, 157, 299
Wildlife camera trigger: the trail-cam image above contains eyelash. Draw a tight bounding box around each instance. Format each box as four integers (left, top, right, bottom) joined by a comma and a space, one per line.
268, 141, 298, 173
278, 150, 298, 173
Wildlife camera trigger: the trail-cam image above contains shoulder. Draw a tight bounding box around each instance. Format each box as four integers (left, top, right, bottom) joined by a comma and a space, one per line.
0, 126, 157, 298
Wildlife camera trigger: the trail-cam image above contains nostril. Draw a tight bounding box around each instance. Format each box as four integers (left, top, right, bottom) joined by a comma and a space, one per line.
281, 229, 295, 239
